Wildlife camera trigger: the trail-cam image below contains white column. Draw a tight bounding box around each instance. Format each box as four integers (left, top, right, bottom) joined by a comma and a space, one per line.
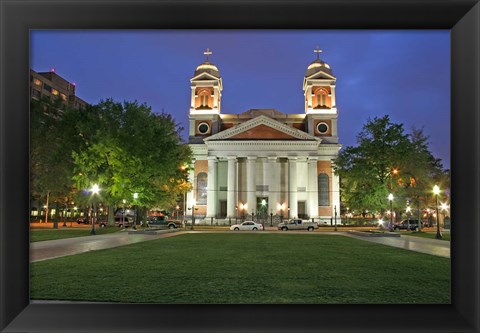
227, 156, 237, 218
307, 86, 313, 108
268, 157, 277, 214
246, 157, 256, 216
331, 161, 341, 221
190, 87, 196, 109
308, 157, 318, 218
289, 158, 298, 219
330, 84, 336, 108
206, 157, 217, 218
186, 161, 195, 212
213, 88, 218, 109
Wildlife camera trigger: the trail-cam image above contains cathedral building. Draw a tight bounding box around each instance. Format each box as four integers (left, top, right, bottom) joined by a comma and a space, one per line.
186, 48, 341, 224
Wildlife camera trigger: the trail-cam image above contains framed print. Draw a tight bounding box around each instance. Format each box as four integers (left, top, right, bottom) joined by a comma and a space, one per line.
1, 1, 479, 332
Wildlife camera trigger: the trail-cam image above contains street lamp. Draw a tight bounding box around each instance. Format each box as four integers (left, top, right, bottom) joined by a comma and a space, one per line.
433, 185, 442, 239
122, 199, 126, 226
191, 199, 196, 230
406, 204, 412, 231
90, 184, 100, 235
334, 202, 338, 232
133, 193, 138, 230
388, 193, 394, 231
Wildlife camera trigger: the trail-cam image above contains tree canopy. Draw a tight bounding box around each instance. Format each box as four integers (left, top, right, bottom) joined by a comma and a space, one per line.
334, 115, 448, 216
31, 98, 192, 214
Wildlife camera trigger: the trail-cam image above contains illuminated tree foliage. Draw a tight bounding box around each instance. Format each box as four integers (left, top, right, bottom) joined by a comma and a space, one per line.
71, 99, 191, 210
334, 115, 448, 217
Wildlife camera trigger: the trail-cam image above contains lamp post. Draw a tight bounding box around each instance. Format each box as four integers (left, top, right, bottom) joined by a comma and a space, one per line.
388, 193, 394, 231
133, 193, 138, 230
90, 184, 100, 235
406, 204, 412, 231
122, 199, 126, 226
346, 207, 349, 225
191, 199, 196, 230
433, 185, 442, 239
334, 203, 337, 232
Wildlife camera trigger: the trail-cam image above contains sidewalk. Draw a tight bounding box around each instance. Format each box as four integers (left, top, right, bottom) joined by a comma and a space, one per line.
344, 233, 450, 258
30, 230, 182, 262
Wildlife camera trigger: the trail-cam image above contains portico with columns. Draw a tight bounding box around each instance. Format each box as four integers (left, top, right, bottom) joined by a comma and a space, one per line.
187, 48, 342, 224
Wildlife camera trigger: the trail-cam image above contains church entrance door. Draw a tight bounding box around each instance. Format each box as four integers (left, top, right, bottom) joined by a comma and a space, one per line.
256, 197, 268, 226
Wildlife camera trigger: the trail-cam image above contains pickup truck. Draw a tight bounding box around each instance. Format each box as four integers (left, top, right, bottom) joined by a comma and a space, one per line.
146, 216, 182, 229
277, 219, 318, 231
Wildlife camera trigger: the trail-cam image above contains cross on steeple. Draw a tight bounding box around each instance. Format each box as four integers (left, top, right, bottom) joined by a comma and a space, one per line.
314, 45, 322, 60
204, 48, 212, 62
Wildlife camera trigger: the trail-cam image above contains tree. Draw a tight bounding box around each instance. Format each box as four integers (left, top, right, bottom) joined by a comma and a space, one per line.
334, 115, 448, 222
71, 99, 191, 218
30, 98, 77, 227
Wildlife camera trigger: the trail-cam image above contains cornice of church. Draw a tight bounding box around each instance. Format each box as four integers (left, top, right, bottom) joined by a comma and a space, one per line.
204, 115, 320, 142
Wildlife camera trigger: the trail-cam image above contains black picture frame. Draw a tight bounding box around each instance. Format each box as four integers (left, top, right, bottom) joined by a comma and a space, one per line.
1, 1, 479, 332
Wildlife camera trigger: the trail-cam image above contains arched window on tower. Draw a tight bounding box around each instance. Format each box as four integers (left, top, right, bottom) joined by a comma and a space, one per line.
198, 90, 210, 109
196, 172, 208, 205
318, 173, 330, 206
316, 90, 328, 107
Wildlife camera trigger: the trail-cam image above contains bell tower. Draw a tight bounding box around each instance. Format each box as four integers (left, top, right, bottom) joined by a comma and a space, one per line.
189, 48, 223, 140
303, 46, 338, 144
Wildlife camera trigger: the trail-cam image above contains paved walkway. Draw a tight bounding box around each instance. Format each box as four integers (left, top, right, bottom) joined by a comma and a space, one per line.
30, 229, 450, 262
30, 230, 182, 262
343, 233, 450, 258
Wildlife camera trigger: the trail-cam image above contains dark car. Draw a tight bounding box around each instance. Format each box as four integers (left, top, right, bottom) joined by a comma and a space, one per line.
76, 217, 88, 224
393, 219, 419, 231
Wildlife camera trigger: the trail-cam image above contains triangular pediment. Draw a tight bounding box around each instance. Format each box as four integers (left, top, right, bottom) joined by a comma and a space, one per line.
204, 115, 320, 141
191, 72, 221, 82
306, 71, 336, 80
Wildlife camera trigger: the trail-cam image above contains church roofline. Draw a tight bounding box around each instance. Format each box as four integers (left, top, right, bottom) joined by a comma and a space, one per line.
204, 114, 320, 142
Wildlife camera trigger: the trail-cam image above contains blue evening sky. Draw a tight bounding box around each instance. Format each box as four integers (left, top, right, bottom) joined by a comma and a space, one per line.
30, 30, 450, 169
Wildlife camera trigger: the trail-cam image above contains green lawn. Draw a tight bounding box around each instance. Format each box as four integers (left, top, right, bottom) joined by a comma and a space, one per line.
30, 233, 450, 304
403, 231, 451, 241
30, 227, 121, 242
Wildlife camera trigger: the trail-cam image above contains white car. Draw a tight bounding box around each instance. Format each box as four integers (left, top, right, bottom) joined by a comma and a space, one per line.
230, 221, 264, 231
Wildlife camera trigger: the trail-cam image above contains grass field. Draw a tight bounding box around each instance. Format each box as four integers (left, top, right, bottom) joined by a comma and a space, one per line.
30, 233, 450, 304
403, 231, 451, 241
30, 227, 121, 242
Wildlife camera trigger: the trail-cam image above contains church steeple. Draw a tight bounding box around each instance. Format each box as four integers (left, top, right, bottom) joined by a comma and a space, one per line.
303, 46, 337, 114
189, 48, 223, 115
303, 46, 339, 144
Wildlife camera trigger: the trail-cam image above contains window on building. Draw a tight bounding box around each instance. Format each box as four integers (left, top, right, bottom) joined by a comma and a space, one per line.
198, 122, 210, 134
33, 78, 42, 86
43, 84, 52, 93
196, 172, 208, 205
316, 122, 329, 134
318, 173, 330, 206
51, 89, 59, 96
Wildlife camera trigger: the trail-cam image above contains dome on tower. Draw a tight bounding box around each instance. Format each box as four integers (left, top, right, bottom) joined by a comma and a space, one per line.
305, 59, 333, 77
194, 61, 221, 78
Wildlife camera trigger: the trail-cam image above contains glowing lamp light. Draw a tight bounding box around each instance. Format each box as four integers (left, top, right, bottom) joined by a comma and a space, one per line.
406, 206, 412, 213
441, 203, 448, 211
433, 185, 440, 195
91, 184, 100, 194
261, 199, 267, 206
378, 219, 384, 225
133, 192, 139, 199
388, 193, 394, 201
50, 68, 56, 72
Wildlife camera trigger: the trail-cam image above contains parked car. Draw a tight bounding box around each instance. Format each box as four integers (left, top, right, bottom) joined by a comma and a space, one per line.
114, 216, 134, 228
277, 219, 318, 231
393, 219, 419, 231
230, 221, 264, 231
76, 217, 88, 224
146, 216, 180, 229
